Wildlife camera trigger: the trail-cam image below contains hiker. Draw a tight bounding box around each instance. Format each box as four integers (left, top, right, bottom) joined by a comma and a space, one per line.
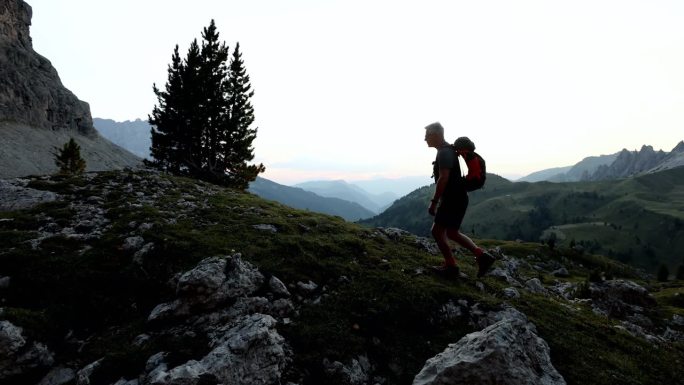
424, 122, 495, 278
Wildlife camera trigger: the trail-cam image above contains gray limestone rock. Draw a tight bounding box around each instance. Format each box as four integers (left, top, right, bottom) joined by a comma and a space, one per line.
37, 367, 76, 385
589, 280, 656, 319
323, 355, 373, 385
122, 236, 145, 251
0, 320, 54, 380
149, 314, 289, 385
503, 287, 521, 299
269, 276, 291, 297
0, 179, 58, 211
413, 312, 565, 385
525, 278, 548, 295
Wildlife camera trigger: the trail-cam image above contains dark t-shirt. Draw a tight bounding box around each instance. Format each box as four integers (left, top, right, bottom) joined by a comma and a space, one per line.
433, 145, 466, 198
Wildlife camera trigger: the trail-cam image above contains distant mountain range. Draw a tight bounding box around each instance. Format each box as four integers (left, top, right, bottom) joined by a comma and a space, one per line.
93, 118, 152, 159
518, 141, 684, 182
248, 177, 375, 221
90, 118, 431, 216
294, 180, 398, 214
361, 166, 684, 273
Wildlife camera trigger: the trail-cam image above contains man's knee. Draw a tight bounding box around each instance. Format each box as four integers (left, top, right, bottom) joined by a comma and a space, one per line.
431, 223, 445, 239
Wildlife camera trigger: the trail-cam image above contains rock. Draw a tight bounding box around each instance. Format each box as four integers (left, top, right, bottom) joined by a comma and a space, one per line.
0, 276, 9, 289
253, 224, 277, 233
133, 242, 154, 264
671, 314, 684, 327
414, 312, 565, 385
548, 281, 576, 300
150, 314, 290, 385
436, 300, 463, 322
269, 276, 291, 297
0, 320, 25, 356
0, 179, 59, 211
589, 280, 656, 319
296, 280, 318, 294
488, 267, 521, 286
552, 267, 570, 278
37, 367, 76, 385
414, 237, 439, 255
503, 287, 520, 299
377, 227, 411, 240
111, 378, 139, 385
324, 355, 373, 385
0, 320, 54, 380
122, 236, 145, 251
525, 278, 548, 295
149, 255, 266, 322
77, 358, 104, 385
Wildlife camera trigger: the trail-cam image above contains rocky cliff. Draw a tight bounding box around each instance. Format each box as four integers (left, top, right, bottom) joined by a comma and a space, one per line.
0, 0, 140, 177
588, 145, 669, 181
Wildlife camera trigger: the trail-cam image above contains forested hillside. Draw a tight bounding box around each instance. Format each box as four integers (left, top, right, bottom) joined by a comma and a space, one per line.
362, 167, 684, 273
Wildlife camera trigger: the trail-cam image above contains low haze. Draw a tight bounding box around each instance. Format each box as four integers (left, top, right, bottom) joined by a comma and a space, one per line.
28, 0, 684, 184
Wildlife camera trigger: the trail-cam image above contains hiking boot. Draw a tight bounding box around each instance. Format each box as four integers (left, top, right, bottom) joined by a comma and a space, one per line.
430, 263, 460, 278
477, 251, 496, 278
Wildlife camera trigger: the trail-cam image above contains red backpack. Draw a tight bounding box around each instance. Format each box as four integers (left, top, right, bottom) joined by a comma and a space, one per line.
462, 151, 486, 191
453, 137, 486, 192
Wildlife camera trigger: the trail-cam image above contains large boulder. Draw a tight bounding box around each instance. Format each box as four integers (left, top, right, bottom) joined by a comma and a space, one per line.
143, 254, 293, 385
149, 254, 266, 322
413, 309, 565, 385
0, 320, 54, 380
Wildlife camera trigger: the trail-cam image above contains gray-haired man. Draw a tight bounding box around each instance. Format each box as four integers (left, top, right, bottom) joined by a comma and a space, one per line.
424, 122, 495, 278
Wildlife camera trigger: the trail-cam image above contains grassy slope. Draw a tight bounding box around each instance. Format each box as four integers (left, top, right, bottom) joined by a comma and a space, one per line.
0, 170, 683, 384
361, 168, 684, 272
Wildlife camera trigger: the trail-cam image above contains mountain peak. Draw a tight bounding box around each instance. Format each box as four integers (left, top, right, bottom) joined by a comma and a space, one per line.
672, 140, 684, 153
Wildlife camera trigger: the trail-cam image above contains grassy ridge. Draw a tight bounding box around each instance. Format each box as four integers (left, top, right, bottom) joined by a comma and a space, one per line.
1, 170, 683, 384
361, 167, 684, 272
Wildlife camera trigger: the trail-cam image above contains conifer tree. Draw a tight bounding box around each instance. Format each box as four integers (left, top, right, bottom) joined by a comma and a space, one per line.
149, 45, 184, 173
149, 20, 264, 188
54, 138, 86, 175
224, 42, 265, 189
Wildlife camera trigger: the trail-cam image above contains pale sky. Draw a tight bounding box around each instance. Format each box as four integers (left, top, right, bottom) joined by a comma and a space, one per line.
27, 0, 684, 184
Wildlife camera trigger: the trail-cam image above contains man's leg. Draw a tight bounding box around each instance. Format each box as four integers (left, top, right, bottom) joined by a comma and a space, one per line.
447, 229, 496, 277
446, 229, 484, 257
432, 222, 457, 266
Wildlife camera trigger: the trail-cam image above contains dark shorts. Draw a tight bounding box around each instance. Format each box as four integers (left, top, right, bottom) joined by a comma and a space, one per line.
434, 194, 468, 229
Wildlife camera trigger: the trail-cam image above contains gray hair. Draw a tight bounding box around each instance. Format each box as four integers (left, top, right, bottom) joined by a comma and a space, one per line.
425, 122, 444, 136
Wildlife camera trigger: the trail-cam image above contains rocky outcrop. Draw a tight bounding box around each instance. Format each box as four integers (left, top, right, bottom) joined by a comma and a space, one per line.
414, 307, 565, 385
0, 0, 140, 177
588, 145, 669, 181
141, 254, 292, 385
0, 177, 58, 211
0, 320, 54, 380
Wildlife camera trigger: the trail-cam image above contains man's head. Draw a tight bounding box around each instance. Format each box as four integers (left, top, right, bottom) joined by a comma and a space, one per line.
424, 122, 445, 148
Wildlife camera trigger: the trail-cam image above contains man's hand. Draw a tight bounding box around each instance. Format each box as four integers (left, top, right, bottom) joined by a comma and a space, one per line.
428, 200, 437, 216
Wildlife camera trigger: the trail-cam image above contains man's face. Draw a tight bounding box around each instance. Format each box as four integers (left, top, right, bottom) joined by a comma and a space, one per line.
424, 131, 439, 147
